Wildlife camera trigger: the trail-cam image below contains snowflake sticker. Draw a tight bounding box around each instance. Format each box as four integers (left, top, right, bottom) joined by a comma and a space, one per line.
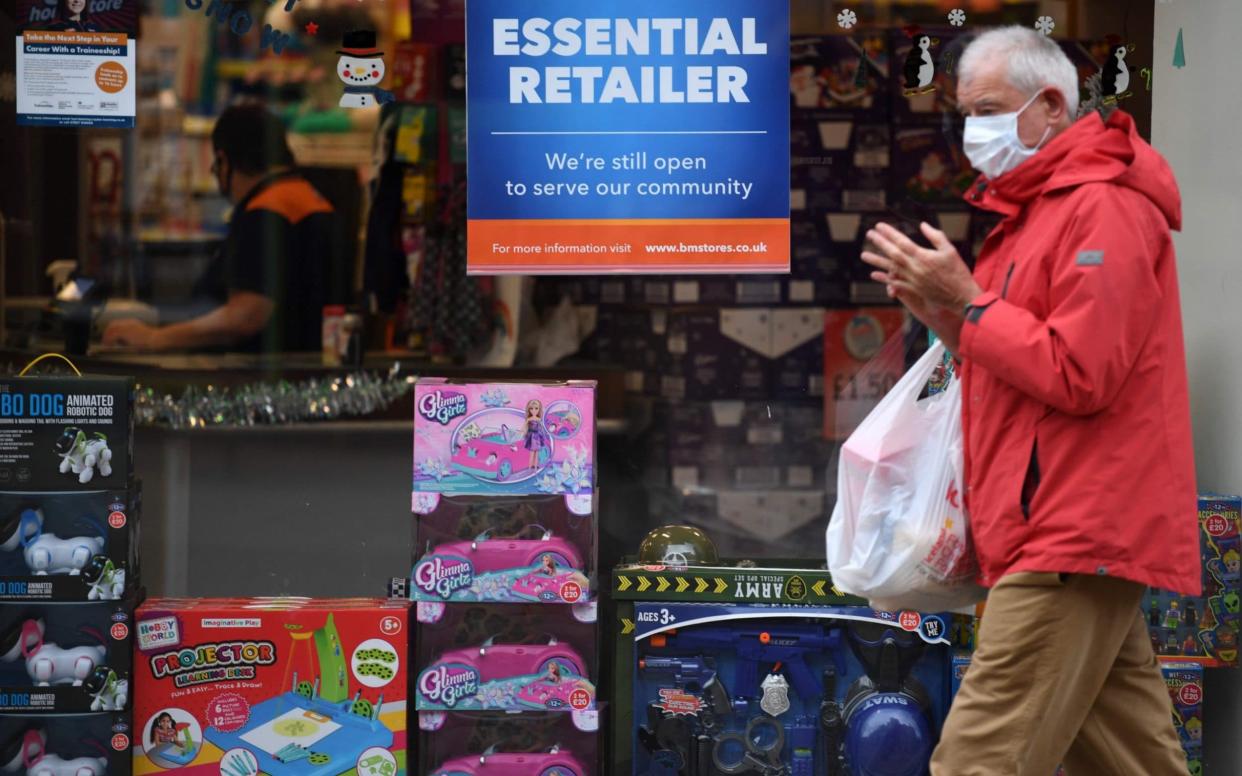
1035, 16, 1056, 36
948, 9, 966, 27
836, 9, 857, 30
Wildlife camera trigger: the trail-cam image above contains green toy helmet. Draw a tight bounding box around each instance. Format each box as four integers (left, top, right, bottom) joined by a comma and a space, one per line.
638, 526, 719, 567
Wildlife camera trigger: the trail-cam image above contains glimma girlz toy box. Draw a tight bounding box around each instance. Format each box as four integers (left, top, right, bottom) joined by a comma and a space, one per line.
133, 598, 410, 776
413, 380, 595, 498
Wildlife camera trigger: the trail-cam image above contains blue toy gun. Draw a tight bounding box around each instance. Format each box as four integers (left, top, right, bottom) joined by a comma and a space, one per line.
651, 624, 845, 776
654, 624, 845, 709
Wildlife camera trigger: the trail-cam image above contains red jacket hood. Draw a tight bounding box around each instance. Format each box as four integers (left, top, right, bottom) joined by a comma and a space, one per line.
969, 110, 1183, 232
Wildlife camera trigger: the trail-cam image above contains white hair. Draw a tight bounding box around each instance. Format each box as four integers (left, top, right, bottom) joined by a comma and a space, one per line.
958, 26, 1080, 118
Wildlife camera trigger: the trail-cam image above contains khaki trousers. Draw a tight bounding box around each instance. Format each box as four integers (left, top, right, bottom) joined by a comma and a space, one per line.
930, 572, 1190, 776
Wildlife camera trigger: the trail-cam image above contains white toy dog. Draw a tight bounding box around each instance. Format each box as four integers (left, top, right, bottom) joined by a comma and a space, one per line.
2, 730, 106, 776
0, 511, 104, 577
83, 666, 127, 712
53, 429, 112, 485
0, 620, 105, 686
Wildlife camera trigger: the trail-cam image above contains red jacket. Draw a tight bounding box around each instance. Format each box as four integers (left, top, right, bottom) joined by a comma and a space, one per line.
959, 110, 1200, 595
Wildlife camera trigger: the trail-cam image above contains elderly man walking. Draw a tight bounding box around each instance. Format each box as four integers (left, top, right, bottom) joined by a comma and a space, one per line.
862, 26, 1199, 776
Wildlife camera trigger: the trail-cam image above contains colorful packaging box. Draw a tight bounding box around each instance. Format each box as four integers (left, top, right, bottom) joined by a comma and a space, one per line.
611, 563, 972, 776
418, 709, 600, 775
133, 598, 410, 776
0, 377, 133, 491
0, 486, 140, 602
1148, 493, 1240, 667
410, 494, 594, 605
891, 126, 976, 208
412, 601, 597, 713
0, 711, 133, 776
1161, 661, 1203, 774
0, 597, 135, 713
413, 380, 596, 497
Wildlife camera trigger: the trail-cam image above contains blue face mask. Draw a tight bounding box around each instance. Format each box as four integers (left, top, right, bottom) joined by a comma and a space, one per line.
962, 90, 1052, 179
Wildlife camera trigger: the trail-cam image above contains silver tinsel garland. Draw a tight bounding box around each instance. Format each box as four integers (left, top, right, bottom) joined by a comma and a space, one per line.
134, 366, 415, 429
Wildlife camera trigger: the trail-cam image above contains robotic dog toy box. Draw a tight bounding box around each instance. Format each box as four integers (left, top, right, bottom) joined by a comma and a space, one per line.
133, 598, 410, 776
0, 599, 135, 713
0, 711, 134, 776
413, 600, 597, 713
611, 561, 970, 776
413, 380, 596, 498
1161, 662, 1204, 776
418, 709, 600, 775
1147, 493, 1240, 667
0, 377, 132, 491
410, 495, 594, 605
0, 487, 140, 602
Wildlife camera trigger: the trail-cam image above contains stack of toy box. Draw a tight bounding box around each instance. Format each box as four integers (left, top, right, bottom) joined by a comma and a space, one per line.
131, 597, 410, 775
408, 380, 601, 775
1147, 494, 1240, 667
610, 561, 973, 775
0, 375, 140, 775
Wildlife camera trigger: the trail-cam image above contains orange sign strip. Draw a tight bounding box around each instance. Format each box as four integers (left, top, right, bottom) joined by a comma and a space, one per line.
24, 30, 127, 45
468, 218, 790, 274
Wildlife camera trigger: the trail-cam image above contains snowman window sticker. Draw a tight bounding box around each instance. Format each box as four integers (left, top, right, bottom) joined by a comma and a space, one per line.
337, 30, 396, 109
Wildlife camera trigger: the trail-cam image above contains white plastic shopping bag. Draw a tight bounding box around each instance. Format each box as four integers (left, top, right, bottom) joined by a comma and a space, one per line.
826, 341, 987, 612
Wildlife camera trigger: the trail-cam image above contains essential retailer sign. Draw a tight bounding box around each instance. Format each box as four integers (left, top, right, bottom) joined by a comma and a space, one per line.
467, 0, 790, 274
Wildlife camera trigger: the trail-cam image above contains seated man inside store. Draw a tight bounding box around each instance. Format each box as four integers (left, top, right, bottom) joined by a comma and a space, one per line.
103, 104, 343, 352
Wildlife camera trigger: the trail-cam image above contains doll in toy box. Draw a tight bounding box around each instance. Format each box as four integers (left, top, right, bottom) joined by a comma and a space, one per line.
0, 487, 139, 602
410, 494, 594, 605
0, 599, 135, 713
413, 381, 595, 498
413, 600, 597, 713
0, 711, 133, 776
133, 598, 409, 776
419, 709, 599, 775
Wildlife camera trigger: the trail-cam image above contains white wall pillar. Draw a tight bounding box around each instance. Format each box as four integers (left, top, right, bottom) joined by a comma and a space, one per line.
1152, 2, 1242, 772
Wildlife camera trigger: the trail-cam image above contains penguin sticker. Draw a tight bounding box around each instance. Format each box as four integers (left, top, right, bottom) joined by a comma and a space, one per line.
902, 28, 939, 96
1101, 41, 1135, 103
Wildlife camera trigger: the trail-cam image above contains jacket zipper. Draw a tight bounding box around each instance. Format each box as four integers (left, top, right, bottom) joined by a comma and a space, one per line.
1000, 262, 1016, 299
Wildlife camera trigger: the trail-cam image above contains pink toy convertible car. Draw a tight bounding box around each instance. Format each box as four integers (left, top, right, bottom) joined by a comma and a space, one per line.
420, 638, 593, 711
452, 526, 582, 573
415, 525, 585, 602
431, 745, 586, 776
451, 425, 546, 482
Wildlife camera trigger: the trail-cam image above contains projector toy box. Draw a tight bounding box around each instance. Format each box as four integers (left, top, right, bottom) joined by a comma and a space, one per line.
133, 598, 410, 776
0, 377, 133, 491
0, 486, 141, 602
0, 598, 136, 713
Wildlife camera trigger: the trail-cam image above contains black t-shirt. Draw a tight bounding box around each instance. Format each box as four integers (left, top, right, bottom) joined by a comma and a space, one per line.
194, 171, 344, 352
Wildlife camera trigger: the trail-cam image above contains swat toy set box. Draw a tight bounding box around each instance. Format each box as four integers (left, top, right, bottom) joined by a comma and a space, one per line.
611, 560, 970, 775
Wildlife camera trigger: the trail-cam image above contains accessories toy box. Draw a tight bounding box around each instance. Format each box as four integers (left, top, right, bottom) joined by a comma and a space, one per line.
611, 562, 972, 776
133, 598, 409, 776
0, 711, 133, 776
0, 487, 140, 602
0, 598, 135, 713
413, 601, 597, 713
413, 380, 595, 498
1161, 661, 1203, 775
1147, 493, 1240, 667
411, 495, 594, 605
0, 377, 132, 491
419, 710, 600, 775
